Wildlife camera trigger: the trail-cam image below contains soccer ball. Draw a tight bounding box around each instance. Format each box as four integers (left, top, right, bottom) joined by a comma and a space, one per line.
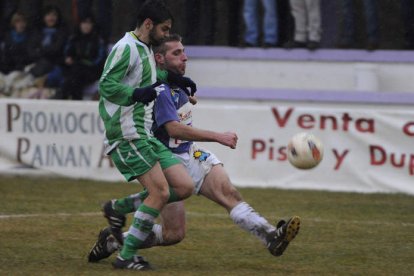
287, 132, 324, 169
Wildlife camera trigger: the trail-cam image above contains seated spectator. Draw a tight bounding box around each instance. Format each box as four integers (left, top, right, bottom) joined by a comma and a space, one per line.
0, 0, 43, 32
54, 14, 105, 100
27, 5, 68, 88
74, 0, 145, 45
1, 12, 32, 74
0, 11, 34, 97
74, 0, 113, 45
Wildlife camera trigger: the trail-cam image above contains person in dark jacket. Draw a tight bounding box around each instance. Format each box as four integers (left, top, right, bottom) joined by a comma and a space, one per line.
55, 14, 105, 100
27, 5, 68, 87
1, 11, 32, 73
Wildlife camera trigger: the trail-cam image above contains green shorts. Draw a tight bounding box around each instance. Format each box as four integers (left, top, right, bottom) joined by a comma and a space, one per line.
110, 137, 181, 182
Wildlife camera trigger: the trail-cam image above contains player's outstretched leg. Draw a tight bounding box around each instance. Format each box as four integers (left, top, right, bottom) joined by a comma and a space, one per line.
102, 200, 126, 245
88, 227, 120, 262
266, 216, 301, 257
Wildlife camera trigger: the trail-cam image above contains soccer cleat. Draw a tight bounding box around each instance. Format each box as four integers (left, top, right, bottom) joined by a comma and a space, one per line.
266, 216, 301, 257
88, 227, 120, 262
102, 200, 126, 245
113, 255, 152, 271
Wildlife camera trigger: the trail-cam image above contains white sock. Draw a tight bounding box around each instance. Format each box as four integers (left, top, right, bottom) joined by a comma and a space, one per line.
152, 224, 163, 245
122, 224, 163, 246
230, 202, 276, 245
128, 193, 143, 210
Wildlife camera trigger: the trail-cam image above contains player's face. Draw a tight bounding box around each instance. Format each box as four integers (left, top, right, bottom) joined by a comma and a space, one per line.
149, 19, 172, 46
164, 41, 187, 75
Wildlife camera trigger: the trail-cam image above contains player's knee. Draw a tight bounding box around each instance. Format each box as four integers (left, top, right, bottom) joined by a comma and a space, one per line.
175, 179, 194, 199
182, 181, 194, 198
164, 227, 185, 245
157, 188, 170, 204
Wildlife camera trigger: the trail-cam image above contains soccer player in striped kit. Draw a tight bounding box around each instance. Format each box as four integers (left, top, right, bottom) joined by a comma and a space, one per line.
97, 0, 197, 270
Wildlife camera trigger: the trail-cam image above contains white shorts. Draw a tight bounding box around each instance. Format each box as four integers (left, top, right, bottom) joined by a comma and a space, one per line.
173, 143, 222, 194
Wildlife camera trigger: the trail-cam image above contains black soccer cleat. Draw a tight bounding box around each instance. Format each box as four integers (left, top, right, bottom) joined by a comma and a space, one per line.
102, 200, 126, 245
88, 227, 120, 262
266, 216, 301, 257
113, 255, 152, 271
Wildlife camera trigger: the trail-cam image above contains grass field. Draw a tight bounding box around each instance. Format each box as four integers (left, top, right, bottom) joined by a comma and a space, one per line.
0, 175, 413, 276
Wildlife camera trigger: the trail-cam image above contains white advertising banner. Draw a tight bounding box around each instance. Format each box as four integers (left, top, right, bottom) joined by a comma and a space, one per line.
1, 99, 413, 195
192, 99, 414, 195
0, 99, 122, 182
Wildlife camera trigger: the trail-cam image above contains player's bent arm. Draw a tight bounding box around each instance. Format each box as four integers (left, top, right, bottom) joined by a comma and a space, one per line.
164, 121, 237, 149
99, 44, 136, 106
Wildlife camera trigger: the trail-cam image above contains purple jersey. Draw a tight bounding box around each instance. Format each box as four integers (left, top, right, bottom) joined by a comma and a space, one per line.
152, 85, 193, 153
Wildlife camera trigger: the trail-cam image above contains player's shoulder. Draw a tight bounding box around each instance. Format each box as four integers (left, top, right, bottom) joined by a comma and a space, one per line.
110, 33, 143, 55
171, 86, 190, 104
173, 86, 189, 98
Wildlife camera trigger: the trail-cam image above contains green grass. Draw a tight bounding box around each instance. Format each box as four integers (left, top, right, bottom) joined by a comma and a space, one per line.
0, 175, 413, 275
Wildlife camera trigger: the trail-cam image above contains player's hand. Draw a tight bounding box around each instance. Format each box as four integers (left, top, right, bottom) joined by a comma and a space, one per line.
132, 82, 164, 105
167, 70, 197, 96
219, 132, 238, 149
189, 96, 197, 105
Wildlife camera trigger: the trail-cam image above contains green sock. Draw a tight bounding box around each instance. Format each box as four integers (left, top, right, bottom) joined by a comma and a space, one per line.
113, 197, 135, 215
115, 187, 180, 219
120, 204, 160, 260
114, 190, 149, 214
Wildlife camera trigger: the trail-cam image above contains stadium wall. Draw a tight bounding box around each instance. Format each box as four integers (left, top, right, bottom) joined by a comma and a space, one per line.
185, 47, 414, 93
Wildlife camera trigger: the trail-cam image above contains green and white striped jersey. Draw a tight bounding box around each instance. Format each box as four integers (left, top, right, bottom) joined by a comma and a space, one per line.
98, 32, 157, 154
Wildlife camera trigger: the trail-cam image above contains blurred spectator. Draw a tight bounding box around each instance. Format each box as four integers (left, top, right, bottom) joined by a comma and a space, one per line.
27, 5, 68, 88
74, 0, 145, 45
243, 0, 278, 47
337, 0, 379, 50
0, 0, 43, 33
1, 12, 32, 73
400, 0, 414, 49
0, 11, 34, 97
184, 0, 216, 45
278, 0, 295, 46
226, 0, 242, 46
74, 0, 112, 44
285, 0, 321, 50
320, 0, 339, 48
54, 15, 105, 100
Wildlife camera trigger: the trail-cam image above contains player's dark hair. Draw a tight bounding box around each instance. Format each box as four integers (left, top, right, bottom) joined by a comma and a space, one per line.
136, 0, 173, 27
153, 33, 182, 55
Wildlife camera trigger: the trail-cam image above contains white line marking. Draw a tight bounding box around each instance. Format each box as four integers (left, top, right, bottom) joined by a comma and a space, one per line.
0, 211, 413, 227
0, 212, 101, 219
